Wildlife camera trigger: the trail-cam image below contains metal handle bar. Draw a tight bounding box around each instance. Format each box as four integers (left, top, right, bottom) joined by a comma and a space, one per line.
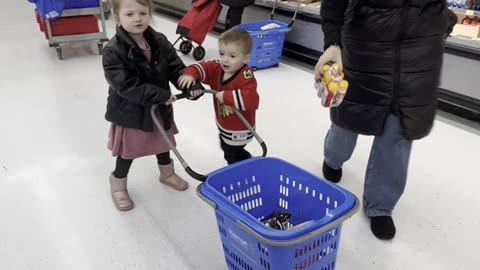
271, 0, 300, 28
151, 89, 267, 182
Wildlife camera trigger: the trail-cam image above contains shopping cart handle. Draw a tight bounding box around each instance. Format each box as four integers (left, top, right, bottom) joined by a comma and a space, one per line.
151, 89, 267, 182
260, 142, 267, 157
176, 83, 205, 100
186, 167, 207, 181
175, 92, 192, 100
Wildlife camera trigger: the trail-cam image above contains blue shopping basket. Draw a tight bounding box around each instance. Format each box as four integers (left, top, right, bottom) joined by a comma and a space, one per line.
234, 0, 300, 70
152, 89, 359, 270
235, 20, 290, 71
197, 157, 359, 270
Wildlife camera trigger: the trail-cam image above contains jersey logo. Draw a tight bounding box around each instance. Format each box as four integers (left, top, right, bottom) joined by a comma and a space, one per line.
243, 70, 253, 80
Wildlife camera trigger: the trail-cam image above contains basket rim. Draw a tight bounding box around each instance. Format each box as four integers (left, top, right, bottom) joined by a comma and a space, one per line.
197, 157, 360, 245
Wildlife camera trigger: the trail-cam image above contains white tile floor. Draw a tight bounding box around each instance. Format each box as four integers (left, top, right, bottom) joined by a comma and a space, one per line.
1, 1, 480, 269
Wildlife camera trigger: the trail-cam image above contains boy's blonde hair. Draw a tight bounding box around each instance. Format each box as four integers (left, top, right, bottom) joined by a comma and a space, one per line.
218, 28, 252, 55
110, 0, 153, 18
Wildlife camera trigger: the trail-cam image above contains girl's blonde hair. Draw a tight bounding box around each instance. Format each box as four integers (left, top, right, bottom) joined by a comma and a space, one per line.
110, 0, 153, 18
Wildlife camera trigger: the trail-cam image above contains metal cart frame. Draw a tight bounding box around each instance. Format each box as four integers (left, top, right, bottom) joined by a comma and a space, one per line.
44, 0, 109, 60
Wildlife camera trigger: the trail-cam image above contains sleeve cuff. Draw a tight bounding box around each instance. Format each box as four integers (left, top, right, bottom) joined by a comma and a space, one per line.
323, 31, 342, 51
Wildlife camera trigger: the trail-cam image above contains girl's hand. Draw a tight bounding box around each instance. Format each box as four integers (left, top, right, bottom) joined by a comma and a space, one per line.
314, 45, 343, 80
189, 90, 203, 98
177, 75, 196, 90
165, 95, 177, 105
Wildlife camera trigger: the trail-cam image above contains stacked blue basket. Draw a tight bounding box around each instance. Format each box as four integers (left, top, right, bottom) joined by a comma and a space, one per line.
235, 20, 290, 71
64, 0, 99, 9
197, 157, 359, 270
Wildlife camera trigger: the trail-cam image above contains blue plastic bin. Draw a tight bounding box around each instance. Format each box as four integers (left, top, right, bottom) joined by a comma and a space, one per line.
235, 20, 290, 70
197, 157, 359, 270
64, 0, 99, 9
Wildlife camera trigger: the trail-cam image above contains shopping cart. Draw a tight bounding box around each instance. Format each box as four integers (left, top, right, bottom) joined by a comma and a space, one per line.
151, 90, 359, 270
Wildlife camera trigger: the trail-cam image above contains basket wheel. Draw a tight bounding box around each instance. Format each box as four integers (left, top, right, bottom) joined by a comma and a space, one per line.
98, 43, 104, 55
56, 47, 63, 60
179, 40, 192, 55
193, 46, 206, 61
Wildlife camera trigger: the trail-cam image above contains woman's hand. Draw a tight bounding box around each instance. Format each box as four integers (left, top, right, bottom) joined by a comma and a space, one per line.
314, 45, 343, 80
188, 89, 203, 98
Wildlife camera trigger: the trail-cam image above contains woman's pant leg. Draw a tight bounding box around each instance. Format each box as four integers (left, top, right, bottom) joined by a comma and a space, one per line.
363, 115, 412, 217
324, 123, 359, 170
225, 7, 245, 29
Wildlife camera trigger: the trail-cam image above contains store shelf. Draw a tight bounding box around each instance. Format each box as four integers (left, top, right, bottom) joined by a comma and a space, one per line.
255, 0, 320, 17
449, 7, 480, 16
446, 36, 480, 55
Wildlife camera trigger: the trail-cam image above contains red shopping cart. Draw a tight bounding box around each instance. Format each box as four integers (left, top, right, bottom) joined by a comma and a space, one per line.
172, 0, 222, 61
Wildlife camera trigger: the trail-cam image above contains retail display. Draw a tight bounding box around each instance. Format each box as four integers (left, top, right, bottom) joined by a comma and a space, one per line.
447, 0, 480, 40
30, 0, 108, 60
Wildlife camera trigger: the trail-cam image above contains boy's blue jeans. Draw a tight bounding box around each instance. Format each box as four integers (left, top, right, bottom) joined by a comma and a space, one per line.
324, 114, 412, 217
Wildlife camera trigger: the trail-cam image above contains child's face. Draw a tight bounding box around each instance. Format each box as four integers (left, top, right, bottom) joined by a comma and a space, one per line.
218, 42, 250, 74
114, 0, 150, 36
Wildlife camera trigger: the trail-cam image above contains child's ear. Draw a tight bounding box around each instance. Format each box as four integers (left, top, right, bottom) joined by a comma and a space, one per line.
113, 14, 120, 25
243, 54, 250, 64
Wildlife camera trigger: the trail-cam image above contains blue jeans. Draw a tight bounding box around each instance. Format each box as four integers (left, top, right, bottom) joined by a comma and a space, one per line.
324, 115, 412, 217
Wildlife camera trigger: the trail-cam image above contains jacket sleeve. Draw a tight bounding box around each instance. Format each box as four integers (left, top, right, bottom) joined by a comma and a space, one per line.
320, 0, 349, 50
222, 78, 259, 111
182, 61, 219, 87
103, 47, 171, 105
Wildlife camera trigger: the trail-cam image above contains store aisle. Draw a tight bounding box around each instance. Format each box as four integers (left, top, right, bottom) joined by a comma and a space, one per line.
1, 1, 479, 269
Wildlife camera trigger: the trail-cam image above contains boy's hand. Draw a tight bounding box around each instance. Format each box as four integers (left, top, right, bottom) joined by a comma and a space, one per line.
165, 95, 177, 105
215, 91, 224, 103
177, 75, 196, 90
315, 45, 342, 80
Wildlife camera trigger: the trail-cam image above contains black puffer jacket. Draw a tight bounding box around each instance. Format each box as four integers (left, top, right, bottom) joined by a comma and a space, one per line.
218, 0, 254, 8
103, 26, 185, 132
321, 0, 456, 140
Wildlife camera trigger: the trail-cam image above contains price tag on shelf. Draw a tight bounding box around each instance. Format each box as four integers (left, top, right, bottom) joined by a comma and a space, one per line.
466, 10, 474, 16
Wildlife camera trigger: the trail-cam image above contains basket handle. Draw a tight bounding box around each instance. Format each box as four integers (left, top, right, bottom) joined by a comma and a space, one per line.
151, 89, 267, 182
270, 0, 300, 28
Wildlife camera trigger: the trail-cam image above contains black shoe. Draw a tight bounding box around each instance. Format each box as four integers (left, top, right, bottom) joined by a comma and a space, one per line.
370, 216, 396, 240
322, 161, 342, 183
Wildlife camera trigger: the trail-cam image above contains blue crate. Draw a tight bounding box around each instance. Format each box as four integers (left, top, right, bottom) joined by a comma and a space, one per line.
235, 20, 290, 70
198, 157, 359, 270
64, 0, 99, 9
